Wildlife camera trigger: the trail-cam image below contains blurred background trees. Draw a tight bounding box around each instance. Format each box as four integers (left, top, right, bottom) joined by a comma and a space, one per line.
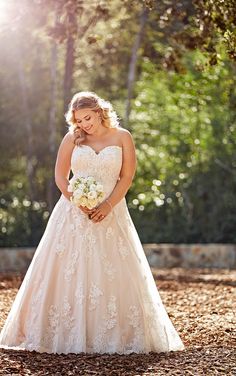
0, 0, 236, 246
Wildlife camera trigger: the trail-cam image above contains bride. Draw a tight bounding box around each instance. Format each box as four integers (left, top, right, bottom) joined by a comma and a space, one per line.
0, 91, 185, 354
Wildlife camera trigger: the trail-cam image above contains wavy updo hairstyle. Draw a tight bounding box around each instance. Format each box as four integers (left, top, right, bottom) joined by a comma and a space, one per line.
65, 91, 120, 145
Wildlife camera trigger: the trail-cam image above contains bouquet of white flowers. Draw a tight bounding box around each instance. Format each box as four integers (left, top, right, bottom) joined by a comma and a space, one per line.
67, 176, 105, 209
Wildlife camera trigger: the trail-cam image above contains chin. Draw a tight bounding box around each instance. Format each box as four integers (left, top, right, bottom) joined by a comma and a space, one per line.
86, 126, 96, 134
85, 125, 93, 133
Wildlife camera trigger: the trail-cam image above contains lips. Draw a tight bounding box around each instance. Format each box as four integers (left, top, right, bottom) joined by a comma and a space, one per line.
85, 125, 92, 131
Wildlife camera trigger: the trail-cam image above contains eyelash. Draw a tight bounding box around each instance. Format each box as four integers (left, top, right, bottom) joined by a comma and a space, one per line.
76, 116, 90, 123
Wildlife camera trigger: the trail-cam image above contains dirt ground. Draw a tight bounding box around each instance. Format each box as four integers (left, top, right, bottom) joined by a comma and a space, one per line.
0, 267, 235, 376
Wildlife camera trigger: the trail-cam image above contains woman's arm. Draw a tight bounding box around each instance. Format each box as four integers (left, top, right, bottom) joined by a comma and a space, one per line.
54, 132, 75, 201
106, 129, 137, 207
55, 132, 94, 214
90, 129, 136, 222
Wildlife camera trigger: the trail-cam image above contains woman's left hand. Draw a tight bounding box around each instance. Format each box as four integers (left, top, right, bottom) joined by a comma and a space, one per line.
89, 201, 112, 223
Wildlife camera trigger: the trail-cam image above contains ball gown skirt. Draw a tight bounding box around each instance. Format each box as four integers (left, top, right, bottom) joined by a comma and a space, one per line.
0, 144, 185, 354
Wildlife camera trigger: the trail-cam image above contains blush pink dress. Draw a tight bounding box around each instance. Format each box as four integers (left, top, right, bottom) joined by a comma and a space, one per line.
0, 144, 185, 354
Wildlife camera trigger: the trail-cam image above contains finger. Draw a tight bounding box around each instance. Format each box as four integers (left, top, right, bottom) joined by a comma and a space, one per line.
96, 214, 103, 222
91, 214, 100, 222
90, 211, 99, 219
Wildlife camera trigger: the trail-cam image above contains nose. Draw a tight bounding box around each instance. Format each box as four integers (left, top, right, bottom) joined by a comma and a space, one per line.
81, 122, 89, 128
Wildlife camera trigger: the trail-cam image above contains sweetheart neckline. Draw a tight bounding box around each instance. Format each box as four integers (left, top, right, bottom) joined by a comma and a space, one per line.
78, 144, 122, 155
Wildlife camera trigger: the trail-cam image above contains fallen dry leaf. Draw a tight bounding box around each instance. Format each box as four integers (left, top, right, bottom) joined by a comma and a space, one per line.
0, 267, 235, 375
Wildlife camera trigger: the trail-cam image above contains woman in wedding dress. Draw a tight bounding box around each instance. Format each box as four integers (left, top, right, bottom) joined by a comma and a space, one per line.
0, 91, 185, 354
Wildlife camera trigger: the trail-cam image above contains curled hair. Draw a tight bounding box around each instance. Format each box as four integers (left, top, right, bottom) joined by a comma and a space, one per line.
64, 91, 120, 145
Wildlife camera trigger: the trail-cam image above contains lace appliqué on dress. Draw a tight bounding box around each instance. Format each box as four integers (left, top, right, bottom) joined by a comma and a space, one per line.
101, 256, 117, 282
92, 295, 118, 353
42, 296, 77, 351
89, 283, 103, 311
105, 226, 114, 239
24, 275, 46, 349
75, 282, 85, 305
64, 250, 80, 282
117, 236, 129, 260
84, 226, 97, 259
125, 305, 146, 353
55, 217, 67, 257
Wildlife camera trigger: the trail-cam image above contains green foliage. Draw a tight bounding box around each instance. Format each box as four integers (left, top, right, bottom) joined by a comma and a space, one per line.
1, 0, 236, 245
135, 0, 236, 86
128, 51, 236, 243
0, 158, 49, 246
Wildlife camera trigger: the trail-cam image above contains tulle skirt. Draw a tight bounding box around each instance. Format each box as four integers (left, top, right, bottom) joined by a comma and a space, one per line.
0, 195, 185, 354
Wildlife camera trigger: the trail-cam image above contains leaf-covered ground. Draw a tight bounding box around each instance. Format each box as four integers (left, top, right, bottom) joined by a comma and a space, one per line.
0, 267, 235, 375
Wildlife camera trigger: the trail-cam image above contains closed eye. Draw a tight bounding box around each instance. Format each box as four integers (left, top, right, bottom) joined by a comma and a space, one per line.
76, 116, 90, 123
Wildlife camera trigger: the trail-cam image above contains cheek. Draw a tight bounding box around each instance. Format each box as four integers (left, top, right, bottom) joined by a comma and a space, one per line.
94, 117, 100, 125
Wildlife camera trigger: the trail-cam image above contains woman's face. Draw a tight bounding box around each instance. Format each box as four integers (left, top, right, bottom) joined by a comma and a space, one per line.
74, 108, 102, 135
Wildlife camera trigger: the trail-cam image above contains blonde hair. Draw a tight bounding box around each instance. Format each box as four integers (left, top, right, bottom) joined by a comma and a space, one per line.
64, 91, 120, 145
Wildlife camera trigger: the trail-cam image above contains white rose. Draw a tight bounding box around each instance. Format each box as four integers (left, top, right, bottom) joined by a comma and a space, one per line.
90, 184, 97, 191
78, 183, 85, 191
74, 189, 83, 199
96, 184, 103, 192
73, 196, 81, 205
87, 199, 97, 209
80, 197, 88, 206
88, 191, 97, 199
87, 176, 95, 184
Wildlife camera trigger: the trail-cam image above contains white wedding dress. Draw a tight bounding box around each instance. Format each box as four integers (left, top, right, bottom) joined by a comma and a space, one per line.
0, 144, 185, 354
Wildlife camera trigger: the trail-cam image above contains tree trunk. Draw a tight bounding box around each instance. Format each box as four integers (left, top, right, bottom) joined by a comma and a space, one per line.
125, 7, 148, 127
15, 39, 36, 202
62, 7, 100, 135
47, 39, 60, 211
63, 10, 77, 135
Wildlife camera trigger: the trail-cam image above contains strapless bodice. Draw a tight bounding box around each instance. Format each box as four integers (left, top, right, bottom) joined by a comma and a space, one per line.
70, 144, 123, 199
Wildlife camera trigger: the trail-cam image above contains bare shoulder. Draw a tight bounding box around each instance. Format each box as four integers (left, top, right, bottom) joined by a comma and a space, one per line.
56, 131, 75, 157
116, 127, 134, 146
116, 128, 136, 176
58, 131, 75, 149
62, 131, 74, 144
116, 127, 132, 136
